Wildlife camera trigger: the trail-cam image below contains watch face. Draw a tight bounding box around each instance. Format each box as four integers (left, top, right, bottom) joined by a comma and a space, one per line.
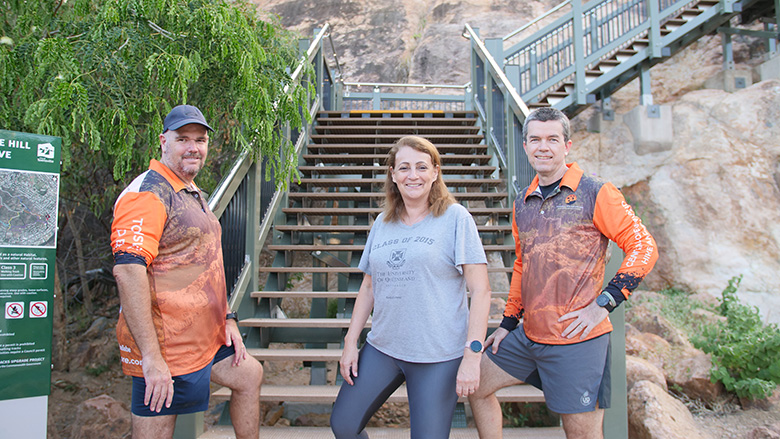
596, 294, 609, 307
469, 340, 483, 353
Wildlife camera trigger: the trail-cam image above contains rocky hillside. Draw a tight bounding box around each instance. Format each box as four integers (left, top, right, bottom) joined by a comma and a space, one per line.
252, 0, 780, 323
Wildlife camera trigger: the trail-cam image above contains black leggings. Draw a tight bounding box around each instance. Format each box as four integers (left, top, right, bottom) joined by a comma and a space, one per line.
330, 343, 461, 439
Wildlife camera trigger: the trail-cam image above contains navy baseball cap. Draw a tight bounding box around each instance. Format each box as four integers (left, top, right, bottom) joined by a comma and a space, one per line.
163, 105, 214, 132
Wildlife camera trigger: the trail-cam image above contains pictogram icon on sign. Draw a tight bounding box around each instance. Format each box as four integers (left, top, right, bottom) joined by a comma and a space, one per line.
30, 301, 48, 318
5, 302, 24, 319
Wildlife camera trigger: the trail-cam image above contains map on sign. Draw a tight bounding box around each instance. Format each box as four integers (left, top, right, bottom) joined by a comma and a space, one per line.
0, 169, 59, 248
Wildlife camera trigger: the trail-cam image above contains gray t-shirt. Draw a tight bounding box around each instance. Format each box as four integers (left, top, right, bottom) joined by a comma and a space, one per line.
359, 203, 487, 363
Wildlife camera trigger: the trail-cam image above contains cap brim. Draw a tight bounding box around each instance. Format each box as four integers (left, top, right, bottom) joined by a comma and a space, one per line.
165, 119, 214, 132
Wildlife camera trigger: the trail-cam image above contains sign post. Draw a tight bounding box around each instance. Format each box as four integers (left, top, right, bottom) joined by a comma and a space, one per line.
0, 129, 61, 437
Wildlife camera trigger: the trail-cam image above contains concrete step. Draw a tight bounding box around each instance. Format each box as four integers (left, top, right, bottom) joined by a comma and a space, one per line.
212, 384, 544, 404
199, 425, 565, 438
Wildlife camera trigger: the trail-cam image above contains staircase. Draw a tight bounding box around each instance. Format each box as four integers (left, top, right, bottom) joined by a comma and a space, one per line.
195, 0, 778, 437
206, 110, 565, 438
504, 0, 776, 115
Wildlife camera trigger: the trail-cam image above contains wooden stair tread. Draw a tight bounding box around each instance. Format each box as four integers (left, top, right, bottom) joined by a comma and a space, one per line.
296, 178, 501, 187
297, 165, 496, 175
302, 153, 492, 164
315, 125, 480, 131
287, 192, 509, 200
273, 224, 512, 232
281, 207, 511, 215
257, 266, 513, 273
213, 383, 544, 403
250, 290, 510, 299
310, 134, 484, 141
267, 244, 513, 252
306, 144, 488, 154
240, 318, 503, 328
317, 117, 479, 125
317, 110, 477, 117
199, 426, 565, 439
247, 347, 343, 361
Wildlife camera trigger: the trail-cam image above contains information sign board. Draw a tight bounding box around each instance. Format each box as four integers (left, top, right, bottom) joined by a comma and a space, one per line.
0, 129, 61, 401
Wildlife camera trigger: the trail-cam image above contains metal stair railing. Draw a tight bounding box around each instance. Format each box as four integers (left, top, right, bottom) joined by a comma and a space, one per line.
501, 0, 768, 114
463, 23, 535, 202
171, 24, 332, 439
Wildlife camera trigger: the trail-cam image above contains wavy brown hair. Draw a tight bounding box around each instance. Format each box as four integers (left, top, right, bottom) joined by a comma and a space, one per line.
382, 135, 456, 223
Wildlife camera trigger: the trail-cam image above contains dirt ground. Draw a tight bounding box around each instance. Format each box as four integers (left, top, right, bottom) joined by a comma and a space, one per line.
47, 336, 780, 438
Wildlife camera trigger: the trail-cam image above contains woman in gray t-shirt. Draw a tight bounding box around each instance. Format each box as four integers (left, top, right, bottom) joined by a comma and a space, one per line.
330, 135, 492, 439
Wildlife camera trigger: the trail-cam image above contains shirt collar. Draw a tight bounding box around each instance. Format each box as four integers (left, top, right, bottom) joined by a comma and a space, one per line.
524, 162, 584, 201
149, 159, 199, 193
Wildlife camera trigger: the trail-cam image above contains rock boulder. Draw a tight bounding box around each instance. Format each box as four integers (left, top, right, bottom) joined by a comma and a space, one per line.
628, 380, 710, 439
69, 394, 131, 439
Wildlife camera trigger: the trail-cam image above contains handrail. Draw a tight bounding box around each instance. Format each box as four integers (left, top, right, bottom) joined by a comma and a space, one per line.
289, 23, 330, 90
503, 0, 572, 41
208, 149, 250, 217
343, 82, 468, 90
464, 23, 530, 120
325, 29, 344, 81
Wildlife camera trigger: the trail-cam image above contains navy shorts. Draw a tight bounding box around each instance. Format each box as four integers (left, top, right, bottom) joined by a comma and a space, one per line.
486, 325, 611, 414
131, 344, 236, 416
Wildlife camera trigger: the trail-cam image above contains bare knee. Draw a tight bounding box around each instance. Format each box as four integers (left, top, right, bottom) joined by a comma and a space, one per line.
237, 359, 263, 394
131, 414, 176, 439
561, 409, 603, 439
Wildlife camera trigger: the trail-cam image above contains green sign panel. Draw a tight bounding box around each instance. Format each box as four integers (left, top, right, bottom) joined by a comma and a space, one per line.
0, 129, 61, 401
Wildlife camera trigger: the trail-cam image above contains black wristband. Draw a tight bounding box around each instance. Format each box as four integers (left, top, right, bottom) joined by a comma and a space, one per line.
226, 311, 239, 322
499, 316, 519, 332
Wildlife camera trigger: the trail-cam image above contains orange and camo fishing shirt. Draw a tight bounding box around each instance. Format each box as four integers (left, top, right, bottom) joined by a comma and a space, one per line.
505, 162, 657, 344
110, 160, 227, 377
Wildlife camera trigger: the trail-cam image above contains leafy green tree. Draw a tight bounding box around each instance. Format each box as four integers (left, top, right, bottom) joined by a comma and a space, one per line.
3, 0, 309, 197
1, 0, 312, 360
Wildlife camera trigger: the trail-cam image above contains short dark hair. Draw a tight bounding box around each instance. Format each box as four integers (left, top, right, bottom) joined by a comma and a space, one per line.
522, 107, 570, 143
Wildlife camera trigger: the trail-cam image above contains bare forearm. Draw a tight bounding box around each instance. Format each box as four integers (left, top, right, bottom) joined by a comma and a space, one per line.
344, 275, 374, 346
114, 264, 163, 360
464, 264, 491, 344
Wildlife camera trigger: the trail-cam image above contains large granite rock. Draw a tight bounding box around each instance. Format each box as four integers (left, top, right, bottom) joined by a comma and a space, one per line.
69, 394, 131, 439
628, 380, 710, 439
626, 355, 667, 392
576, 80, 780, 324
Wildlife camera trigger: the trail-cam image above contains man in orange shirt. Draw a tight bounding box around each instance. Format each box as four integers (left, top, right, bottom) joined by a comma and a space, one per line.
111, 105, 263, 439
469, 108, 657, 439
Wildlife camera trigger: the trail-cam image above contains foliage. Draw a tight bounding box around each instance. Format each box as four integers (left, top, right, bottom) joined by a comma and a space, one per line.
692, 276, 780, 400
2, 0, 312, 215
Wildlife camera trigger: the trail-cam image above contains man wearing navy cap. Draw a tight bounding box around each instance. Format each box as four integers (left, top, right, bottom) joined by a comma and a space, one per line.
111, 105, 263, 438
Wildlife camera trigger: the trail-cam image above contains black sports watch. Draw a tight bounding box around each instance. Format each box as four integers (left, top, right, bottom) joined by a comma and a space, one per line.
226, 311, 239, 322
465, 340, 483, 353
596, 291, 616, 312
